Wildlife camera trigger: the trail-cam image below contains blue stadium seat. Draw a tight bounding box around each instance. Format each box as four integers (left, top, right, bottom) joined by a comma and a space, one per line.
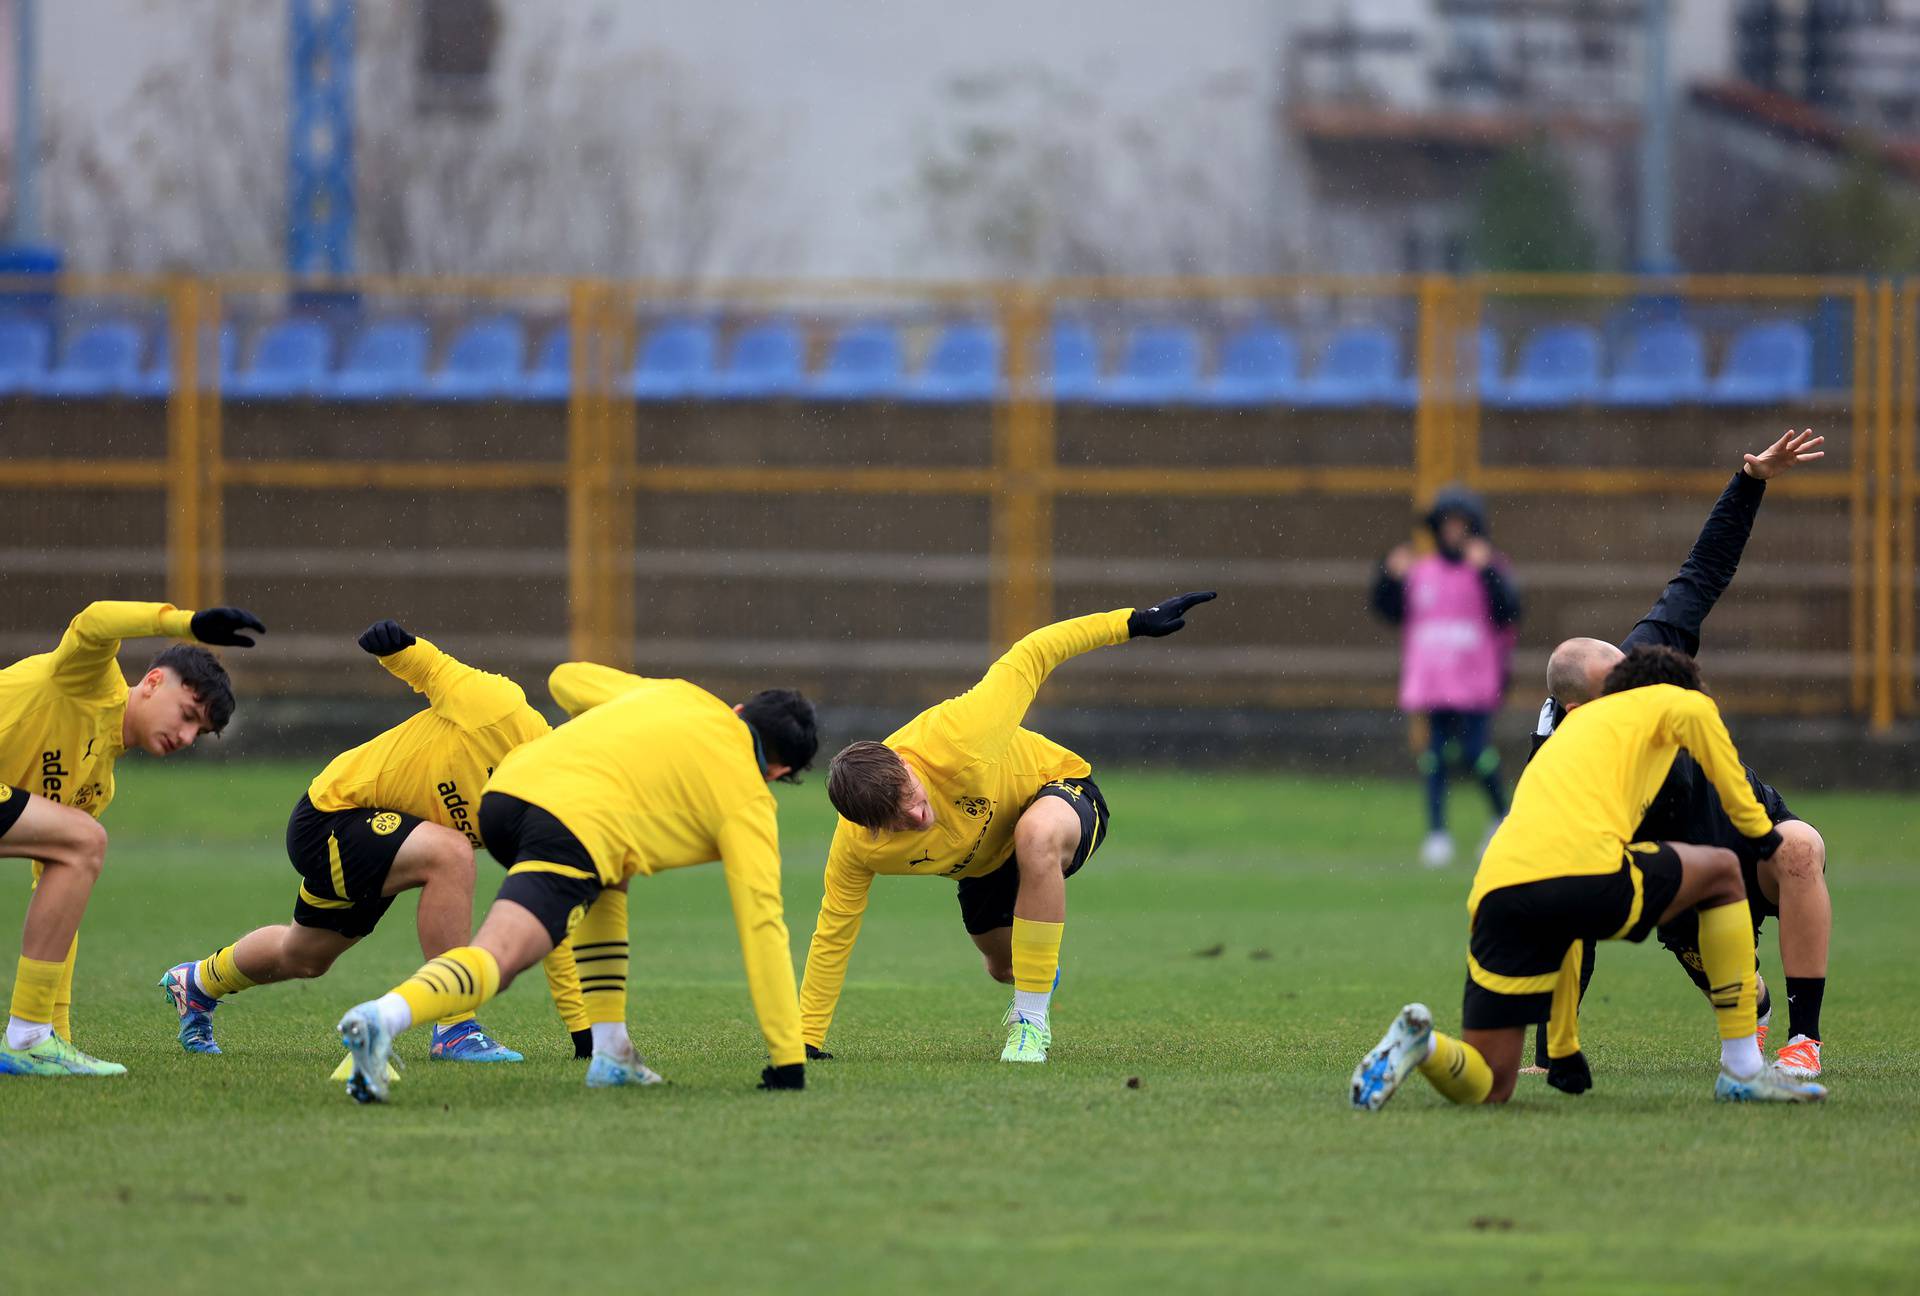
902, 322, 1003, 403
1092, 325, 1202, 404
130, 325, 237, 397
631, 321, 718, 400
35, 321, 145, 396
326, 319, 430, 399
227, 319, 333, 399
702, 321, 804, 399
806, 323, 904, 399
1197, 325, 1299, 406
1038, 322, 1101, 400
1708, 322, 1813, 405
0, 316, 51, 394
1295, 325, 1402, 406
521, 327, 570, 400
1488, 324, 1602, 408
428, 318, 526, 399
1603, 321, 1707, 406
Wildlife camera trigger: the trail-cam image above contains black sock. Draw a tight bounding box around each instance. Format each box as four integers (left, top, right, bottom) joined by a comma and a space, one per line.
1785, 976, 1825, 1041
1757, 980, 1772, 1023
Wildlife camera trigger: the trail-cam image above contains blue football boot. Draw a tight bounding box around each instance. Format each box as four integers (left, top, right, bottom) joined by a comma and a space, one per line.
158, 961, 222, 1055
336, 1002, 398, 1103
428, 1019, 524, 1063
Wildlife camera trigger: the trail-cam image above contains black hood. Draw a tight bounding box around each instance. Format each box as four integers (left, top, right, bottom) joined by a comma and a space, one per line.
1424, 483, 1488, 538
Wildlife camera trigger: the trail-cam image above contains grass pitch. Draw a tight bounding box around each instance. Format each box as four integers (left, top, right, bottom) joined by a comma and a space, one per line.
1, 761, 1915, 1293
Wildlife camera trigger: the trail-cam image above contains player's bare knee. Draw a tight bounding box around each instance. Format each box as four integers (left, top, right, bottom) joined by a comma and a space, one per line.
285, 949, 338, 979
1485, 1074, 1518, 1104
1777, 822, 1826, 883
983, 953, 1015, 984
1013, 814, 1078, 878
54, 815, 109, 880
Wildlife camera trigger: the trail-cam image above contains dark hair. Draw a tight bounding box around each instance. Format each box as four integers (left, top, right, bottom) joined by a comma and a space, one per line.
1601, 644, 1704, 698
739, 688, 818, 784
826, 740, 910, 828
147, 643, 236, 734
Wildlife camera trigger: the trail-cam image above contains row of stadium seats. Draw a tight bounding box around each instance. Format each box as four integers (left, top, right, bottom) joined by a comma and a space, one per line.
0, 314, 1816, 406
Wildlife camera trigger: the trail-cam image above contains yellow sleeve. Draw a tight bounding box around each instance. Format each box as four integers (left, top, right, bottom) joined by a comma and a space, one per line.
1546, 941, 1584, 1060
48, 601, 194, 697
378, 638, 529, 731
798, 825, 877, 1048
927, 609, 1132, 761
548, 662, 655, 718
1663, 689, 1774, 838
715, 796, 805, 1068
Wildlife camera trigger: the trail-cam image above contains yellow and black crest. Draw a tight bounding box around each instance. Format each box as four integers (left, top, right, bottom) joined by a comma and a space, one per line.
370, 811, 403, 836
955, 796, 991, 819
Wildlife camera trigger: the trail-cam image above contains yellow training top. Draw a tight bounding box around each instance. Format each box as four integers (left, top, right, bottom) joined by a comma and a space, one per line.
799, 608, 1132, 1047
306, 638, 551, 846
0, 601, 198, 819
1471, 683, 1774, 917
486, 662, 803, 1067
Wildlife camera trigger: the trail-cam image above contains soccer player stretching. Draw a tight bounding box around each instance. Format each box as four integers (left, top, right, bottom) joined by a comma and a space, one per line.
160, 621, 562, 1064
335, 663, 817, 1101
1533, 428, 1831, 1078
801, 592, 1215, 1065
0, 600, 264, 1077
1351, 646, 1828, 1110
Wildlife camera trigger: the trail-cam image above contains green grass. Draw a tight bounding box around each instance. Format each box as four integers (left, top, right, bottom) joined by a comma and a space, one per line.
2, 762, 1916, 1294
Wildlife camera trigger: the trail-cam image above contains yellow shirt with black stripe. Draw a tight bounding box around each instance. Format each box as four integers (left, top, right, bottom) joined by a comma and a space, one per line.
485, 663, 804, 1067
799, 608, 1132, 1048
0, 601, 200, 821
1471, 683, 1774, 919
307, 638, 552, 845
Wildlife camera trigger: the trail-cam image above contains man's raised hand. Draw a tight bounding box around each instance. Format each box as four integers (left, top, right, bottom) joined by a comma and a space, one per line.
357, 620, 417, 657
189, 607, 267, 648
1127, 591, 1217, 639
1743, 428, 1825, 481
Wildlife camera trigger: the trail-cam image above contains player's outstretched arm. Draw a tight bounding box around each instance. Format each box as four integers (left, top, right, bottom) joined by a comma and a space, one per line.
1663, 689, 1780, 857
1624, 429, 1821, 655
360, 620, 531, 730
547, 661, 653, 718
716, 802, 808, 1090
797, 831, 878, 1057
50, 601, 265, 694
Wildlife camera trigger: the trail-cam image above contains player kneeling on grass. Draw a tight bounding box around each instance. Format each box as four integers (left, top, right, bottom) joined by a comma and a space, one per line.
1, 600, 263, 1078
1351, 646, 1828, 1111
160, 622, 565, 1067
800, 592, 1215, 1066
334, 663, 818, 1102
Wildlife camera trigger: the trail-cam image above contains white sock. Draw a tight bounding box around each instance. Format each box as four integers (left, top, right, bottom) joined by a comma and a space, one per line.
373, 992, 413, 1037
1013, 988, 1051, 1028
1721, 1034, 1764, 1079
6, 1017, 52, 1050
590, 1021, 632, 1055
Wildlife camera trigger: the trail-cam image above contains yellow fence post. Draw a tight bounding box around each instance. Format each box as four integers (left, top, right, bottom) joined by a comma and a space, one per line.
200, 280, 225, 608
1872, 279, 1895, 733
991, 285, 1054, 647
602, 288, 638, 671
1851, 282, 1872, 714
165, 276, 202, 609
1900, 282, 1917, 716
567, 279, 608, 663
1412, 274, 1454, 507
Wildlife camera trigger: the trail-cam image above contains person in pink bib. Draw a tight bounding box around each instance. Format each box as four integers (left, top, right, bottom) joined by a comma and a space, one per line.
1372, 486, 1521, 868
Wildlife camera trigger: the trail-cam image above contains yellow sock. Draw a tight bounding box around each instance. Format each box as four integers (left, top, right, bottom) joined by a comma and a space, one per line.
541, 941, 592, 1035
393, 947, 500, 1027
1010, 917, 1064, 994
573, 889, 630, 1026
196, 943, 256, 999
1698, 900, 1758, 1040
10, 954, 62, 1025
1416, 1031, 1495, 1105
52, 936, 77, 1041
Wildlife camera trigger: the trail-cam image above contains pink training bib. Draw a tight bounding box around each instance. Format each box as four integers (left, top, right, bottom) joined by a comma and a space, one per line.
1398, 554, 1512, 712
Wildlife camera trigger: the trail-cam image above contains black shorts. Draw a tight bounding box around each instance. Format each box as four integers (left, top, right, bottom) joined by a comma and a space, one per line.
286, 795, 422, 939
479, 790, 603, 945
0, 783, 29, 839
956, 777, 1110, 937
1461, 843, 1685, 1031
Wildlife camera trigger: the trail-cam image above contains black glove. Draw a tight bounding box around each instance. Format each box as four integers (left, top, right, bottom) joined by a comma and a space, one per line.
1547, 1050, 1593, 1096
189, 607, 266, 648
1127, 591, 1217, 639
758, 1063, 805, 1091
572, 1028, 593, 1060
357, 620, 417, 657
805, 1043, 833, 1061
1737, 828, 1783, 864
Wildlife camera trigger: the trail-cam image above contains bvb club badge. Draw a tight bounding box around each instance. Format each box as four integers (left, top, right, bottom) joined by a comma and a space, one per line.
371, 811, 403, 836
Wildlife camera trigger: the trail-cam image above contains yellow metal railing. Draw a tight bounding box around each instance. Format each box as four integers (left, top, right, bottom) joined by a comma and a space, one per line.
1, 271, 1903, 727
